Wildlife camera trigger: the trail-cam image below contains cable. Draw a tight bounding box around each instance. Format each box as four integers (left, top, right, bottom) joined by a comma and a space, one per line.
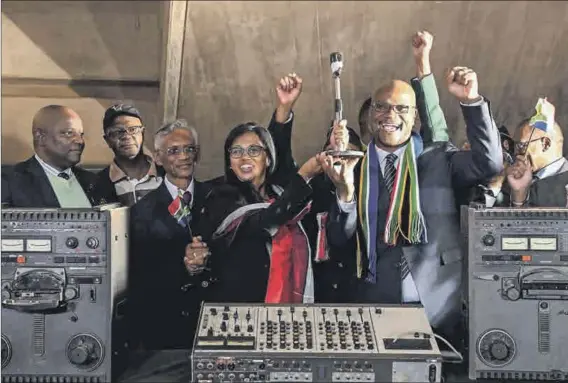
391, 331, 464, 364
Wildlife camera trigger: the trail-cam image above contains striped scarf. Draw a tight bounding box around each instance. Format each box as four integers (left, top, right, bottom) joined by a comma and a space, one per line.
356, 132, 427, 283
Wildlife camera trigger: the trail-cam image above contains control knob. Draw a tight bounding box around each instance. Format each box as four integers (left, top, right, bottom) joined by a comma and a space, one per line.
505, 287, 520, 301
482, 234, 495, 247
64, 287, 78, 300
477, 329, 516, 367
490, 341, 510, 361
66, 334, 104, 370
65, 237, 79, 249
86, 237, 99, 249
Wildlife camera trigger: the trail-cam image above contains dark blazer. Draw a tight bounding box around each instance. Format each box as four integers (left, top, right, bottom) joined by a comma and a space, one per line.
1, 156, 104, 208
199, 173, 313, 303
128, 180, 213, 350
328, 100, 503, 330
527, 158, 568, 207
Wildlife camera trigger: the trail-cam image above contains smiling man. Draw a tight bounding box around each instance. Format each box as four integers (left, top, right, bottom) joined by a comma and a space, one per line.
127, 119, 214, 350
2, 105, 103, 208
322, 66, 503, 340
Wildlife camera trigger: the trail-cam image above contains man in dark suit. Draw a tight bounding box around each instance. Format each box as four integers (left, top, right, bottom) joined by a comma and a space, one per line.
2, 105, 104, 208
321, 66, 502, 340
128, 119, 213, 350
507, 106, 568, 207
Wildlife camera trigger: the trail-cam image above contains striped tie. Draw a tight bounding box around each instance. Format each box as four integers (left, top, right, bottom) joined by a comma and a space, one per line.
384, 154, 411, 280
384, 154, 397, 193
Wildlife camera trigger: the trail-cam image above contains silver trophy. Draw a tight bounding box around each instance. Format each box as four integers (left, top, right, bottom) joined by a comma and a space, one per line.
326, 52, 364, 158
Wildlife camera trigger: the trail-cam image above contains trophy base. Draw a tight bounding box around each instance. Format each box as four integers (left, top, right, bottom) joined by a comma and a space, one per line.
325, 150, 365, 158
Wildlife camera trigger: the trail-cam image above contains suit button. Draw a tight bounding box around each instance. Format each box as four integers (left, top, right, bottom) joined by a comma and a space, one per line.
332, 284, 338, 289
201, 281, 209, 288
181, 311, 190, 317
338, 262, 343, 268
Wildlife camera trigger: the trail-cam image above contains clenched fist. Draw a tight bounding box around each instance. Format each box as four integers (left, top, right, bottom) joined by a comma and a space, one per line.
276, 73, 303, 107
184, 236, 211, 276
446, 66, 482, 104
412, 31, 433, 61
331, 119, 350, 152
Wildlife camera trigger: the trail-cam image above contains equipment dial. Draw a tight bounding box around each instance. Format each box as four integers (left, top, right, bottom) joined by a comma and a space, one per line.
477, 329, 516, 367
66, 334, 104, 370
482, 234, 495, 247
1, 335, 12, 368
64, 287, 78, 300
86, 237, 99, 249
65, 237, 79, 249
505, 287, 520, 301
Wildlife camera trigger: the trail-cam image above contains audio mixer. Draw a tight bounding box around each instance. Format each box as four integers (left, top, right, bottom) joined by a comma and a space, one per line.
191, 303, 442, 382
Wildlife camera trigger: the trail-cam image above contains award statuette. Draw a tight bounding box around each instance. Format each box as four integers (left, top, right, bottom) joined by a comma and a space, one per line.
326, 52, 364, 159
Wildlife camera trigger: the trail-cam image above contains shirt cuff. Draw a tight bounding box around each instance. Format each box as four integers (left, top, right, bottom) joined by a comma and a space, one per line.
283, 111, 294, 124
460, 96, 485, 107
336, 194, 356, 212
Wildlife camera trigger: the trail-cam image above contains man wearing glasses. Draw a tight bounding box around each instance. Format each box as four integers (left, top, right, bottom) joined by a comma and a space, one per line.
92, 104, 163, 206
127, 119, 213, 350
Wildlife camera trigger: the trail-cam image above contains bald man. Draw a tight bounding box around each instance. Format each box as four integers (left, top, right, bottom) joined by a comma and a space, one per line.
506, 111, 568, 207
2, 105, 104, 208
323, 67, 502, 339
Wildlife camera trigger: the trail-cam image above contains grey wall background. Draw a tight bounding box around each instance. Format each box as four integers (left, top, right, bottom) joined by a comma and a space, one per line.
3, 1, 568, 180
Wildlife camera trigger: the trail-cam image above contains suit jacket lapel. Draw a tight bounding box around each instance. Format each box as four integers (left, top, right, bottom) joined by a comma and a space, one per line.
26, 157, 60, 207
153, 183, 189, 235
73, 168, 96, 205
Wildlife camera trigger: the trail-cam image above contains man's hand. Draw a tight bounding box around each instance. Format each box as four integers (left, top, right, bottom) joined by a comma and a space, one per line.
330, 119, 349, 152
317, 154, 360, 202
184, 236, 210, 276
506, 155, 533, 205
446, 66, 482, 104
275, 73, 303, 122
412, 31, 433, 77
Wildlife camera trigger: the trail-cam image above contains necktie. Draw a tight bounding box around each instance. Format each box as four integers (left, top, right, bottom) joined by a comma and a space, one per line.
58, 172, 70, 180
181, 191, 192, 207
384, 154, 410, 280
384, 154, 398, 194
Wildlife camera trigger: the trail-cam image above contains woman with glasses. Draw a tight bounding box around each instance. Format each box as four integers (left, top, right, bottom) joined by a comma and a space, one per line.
199, 122, 323, 304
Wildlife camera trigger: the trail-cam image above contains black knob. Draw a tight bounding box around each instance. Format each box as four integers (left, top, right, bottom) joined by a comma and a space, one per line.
234, 325, 241, 333
247, 325, 254, 333
210, 308, 217, 316
86, 237, 99, 249
482, 234, 495, 247
490, 341, 510, 361
221, 322, 227, 332
65, 237, 79, 249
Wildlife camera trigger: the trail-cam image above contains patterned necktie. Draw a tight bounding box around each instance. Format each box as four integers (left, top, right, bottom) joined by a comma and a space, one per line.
384, 154, 398, 194
58, 172, 70, 180
181, 191, 192, 207
384, 154, 411, 280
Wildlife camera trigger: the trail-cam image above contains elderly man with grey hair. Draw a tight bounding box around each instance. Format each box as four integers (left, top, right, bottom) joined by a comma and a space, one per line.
127, 118, 215, 350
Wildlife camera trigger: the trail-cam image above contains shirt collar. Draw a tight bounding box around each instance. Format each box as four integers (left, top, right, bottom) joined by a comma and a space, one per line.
374, 144, 407, 164
108, 153, 158, 183
34, 154, 73, 178
535, 157, 567, 180
164, 175, 195, 207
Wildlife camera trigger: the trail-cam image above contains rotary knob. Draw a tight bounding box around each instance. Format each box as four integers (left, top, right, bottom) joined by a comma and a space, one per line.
86, 237, 99, 249
482, 234, 495, 247
65, 237, 79, 249
64, 287, 78, 300
505, 287, 520, 301
490, 341, 510, 361
66, 334, 104, 370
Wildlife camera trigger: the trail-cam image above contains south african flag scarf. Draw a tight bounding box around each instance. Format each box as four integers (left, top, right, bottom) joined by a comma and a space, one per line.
356, 132, 427, 283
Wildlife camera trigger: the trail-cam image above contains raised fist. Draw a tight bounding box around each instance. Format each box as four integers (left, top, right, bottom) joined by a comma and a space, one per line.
412, 31, 433, 60
446, 66, 481, 103
276, 73, 303, 107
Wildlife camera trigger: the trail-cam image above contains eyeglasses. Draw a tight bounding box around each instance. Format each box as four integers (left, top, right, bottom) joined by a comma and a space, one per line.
165, 145, 198, 156
371, 101, 415, 115
105, 125, 143, 140
228, 145, 266, 159
515, 137, 542, 155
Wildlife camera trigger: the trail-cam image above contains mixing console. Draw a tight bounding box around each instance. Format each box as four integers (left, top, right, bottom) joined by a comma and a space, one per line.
192, 303, 442, 382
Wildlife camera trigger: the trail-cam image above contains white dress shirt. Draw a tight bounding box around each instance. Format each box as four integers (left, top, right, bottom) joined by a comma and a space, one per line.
164, 176, 195, 208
